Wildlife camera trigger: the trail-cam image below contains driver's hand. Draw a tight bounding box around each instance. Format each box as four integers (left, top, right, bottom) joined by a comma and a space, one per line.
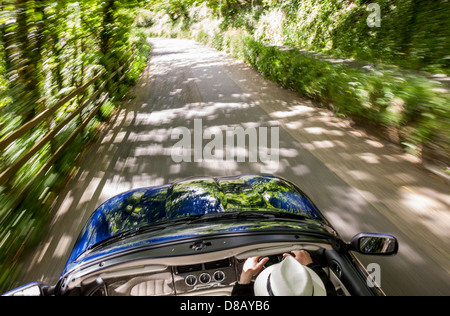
239, 256, 269, 285
283, 250, 314, 266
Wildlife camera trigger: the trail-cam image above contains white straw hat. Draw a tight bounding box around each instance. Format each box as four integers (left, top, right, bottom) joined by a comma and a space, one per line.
254, 256, 326, 296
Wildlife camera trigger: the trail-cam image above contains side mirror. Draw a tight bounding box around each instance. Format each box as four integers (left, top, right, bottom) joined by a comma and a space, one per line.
349, 233, 398, 256
2, 282, 53, 296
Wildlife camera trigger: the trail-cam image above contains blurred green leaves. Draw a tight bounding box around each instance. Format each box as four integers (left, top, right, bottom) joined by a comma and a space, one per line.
142, 0, 450, 163
240, 38, 450, 161
0, 0, 150, 292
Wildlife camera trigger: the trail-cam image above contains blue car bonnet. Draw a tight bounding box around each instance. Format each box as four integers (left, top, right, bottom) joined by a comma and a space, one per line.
65, 175, 328, 270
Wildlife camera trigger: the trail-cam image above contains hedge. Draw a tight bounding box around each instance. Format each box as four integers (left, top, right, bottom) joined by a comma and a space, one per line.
238, 37, 449, 162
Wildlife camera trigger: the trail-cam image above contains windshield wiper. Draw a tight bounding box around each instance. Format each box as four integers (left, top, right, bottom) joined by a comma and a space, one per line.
84, 225, 165, 254
221, 210, 310, 221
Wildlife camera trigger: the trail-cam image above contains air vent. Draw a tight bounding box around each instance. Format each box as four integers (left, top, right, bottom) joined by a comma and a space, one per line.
176, 264, 203, 274
204, 259, 230, 270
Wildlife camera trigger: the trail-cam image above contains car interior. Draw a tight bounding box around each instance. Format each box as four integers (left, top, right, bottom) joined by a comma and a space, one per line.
74, 242, 360, 296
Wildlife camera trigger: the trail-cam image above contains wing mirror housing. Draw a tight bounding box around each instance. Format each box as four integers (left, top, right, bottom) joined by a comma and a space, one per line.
348, 233, 398, 256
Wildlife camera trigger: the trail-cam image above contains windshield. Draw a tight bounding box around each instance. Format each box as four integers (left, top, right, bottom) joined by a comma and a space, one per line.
66, 175, 329, 269
63, 217, 334, 276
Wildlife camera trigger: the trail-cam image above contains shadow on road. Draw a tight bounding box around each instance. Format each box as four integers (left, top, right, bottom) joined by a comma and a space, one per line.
16, 38, 450, 296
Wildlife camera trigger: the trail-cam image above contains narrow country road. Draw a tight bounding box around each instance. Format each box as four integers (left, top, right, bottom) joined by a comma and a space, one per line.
17, 38, 450, 296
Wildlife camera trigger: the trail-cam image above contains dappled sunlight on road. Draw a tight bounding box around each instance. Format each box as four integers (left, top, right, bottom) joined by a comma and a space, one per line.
400, 186, 450, 239
16, 38, 450, 295
255, 81, 450, 276
240, 62, 450, 258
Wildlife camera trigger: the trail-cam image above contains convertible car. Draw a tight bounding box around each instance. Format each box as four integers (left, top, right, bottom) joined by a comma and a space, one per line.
4, 175, 398, 296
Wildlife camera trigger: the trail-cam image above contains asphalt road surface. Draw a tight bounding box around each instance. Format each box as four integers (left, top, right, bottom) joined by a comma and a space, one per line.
17, 38, 450, 296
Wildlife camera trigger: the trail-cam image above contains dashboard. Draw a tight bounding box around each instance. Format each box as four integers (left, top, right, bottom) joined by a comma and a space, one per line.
104, 257, 244, 296
174, 258, 240, 295
81, 243, 352, 296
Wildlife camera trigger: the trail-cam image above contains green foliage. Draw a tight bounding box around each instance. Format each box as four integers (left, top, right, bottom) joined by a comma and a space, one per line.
0, 0, 151, 293
1, 0, 449, 293
239, 37, 450, 159
149, 0, 450, 73
152, 0, 196, 23
269, 0, 450, 74
145, 0, 449, 163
